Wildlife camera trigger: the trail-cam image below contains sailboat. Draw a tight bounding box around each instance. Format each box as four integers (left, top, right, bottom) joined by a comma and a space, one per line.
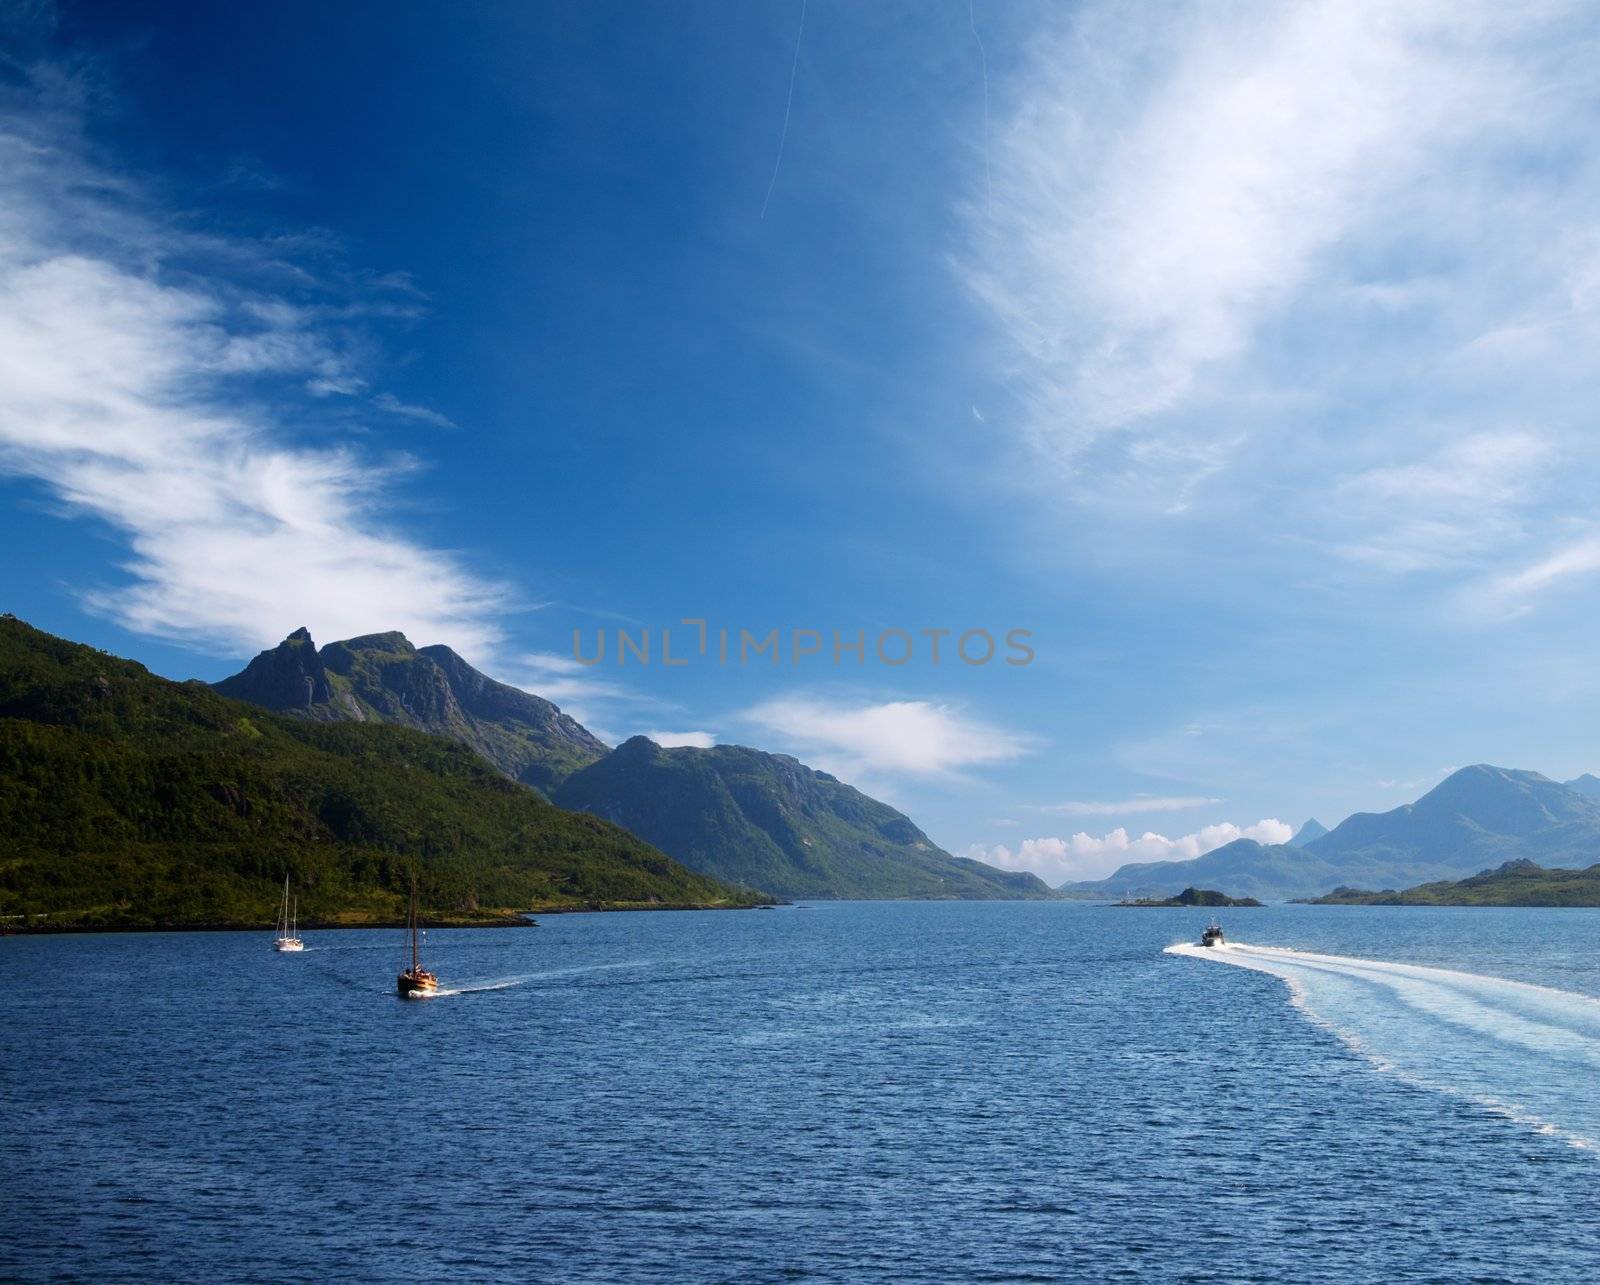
273, 874, 304, 952
396, 873, 439, 998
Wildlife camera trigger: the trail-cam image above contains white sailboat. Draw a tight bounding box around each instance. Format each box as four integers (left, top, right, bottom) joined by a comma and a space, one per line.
274, 874, 304, 952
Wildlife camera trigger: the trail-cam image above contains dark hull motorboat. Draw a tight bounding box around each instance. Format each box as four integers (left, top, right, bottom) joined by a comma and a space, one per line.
1200, 921, 1225, 948
396, 873, 439, 997
397, 967, 439, 998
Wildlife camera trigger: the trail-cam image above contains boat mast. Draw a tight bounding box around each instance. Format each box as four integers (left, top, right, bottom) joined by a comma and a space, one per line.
410, 872, 420, 972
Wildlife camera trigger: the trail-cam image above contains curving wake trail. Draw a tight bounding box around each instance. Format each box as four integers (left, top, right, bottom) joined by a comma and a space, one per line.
402, 959, 656, 1000
1169, 940, 1600, 1151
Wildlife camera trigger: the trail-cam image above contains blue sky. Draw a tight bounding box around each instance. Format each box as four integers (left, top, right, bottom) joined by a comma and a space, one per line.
4, 0, 1600, 883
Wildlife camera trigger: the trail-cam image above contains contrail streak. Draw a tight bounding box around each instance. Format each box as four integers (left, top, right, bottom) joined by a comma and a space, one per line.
761, 0, 807, 219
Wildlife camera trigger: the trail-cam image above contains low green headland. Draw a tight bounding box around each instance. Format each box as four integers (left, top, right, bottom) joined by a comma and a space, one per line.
1116, 887, 1263, 908
1299, 859, 1600, 907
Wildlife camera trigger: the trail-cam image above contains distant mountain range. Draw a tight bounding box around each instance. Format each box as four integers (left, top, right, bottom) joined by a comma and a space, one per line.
553, 736, 1056, 900
1065, 838, 1340, 902
1066, 765, 1600, 901
1304, 858, 1600, 907
1563, 773, 1600, 802
1287, 818, 1328, 847
199, 632, 1600, 905
0, 617, 757, 929
215, 629, 606, 795
216, 629, 1051, 901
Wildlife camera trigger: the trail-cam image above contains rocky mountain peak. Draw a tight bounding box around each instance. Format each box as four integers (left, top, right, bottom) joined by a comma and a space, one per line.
213, 626, 607, 795
213, 629, 331, 709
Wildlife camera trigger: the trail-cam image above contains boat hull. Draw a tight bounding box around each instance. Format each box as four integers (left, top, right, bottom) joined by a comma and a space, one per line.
397, 970, 439, 998
274, 939, 304, 952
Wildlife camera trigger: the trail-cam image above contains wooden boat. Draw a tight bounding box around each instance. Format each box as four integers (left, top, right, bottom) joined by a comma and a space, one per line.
396, 874, 438, 997
273, 874, 304, 952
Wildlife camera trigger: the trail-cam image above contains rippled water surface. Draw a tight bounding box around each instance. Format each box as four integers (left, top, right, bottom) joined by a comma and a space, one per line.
5, 902, 1600, 1282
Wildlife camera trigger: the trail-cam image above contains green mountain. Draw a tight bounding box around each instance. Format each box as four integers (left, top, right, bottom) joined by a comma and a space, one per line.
1303, 859, 1600, 906
0, 617, 762, 929
553, 736, 1058, 900
214, 628, 606, 794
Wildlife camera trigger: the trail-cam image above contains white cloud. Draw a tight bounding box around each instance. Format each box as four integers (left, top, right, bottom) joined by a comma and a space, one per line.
642, 730, 716, 749
1344, 431, 1550, 510
373, 392, 455, 429
967, 0, 1511, 447
0, 77, 504, 657
505, 654, 633, 733
1040, 794, 1220, 817
967, 818, 1294, 884
1331, 430, 1552, 574
1478, 536, 1600, 611
962, 0, 1600, 606
742, 695, 1036, 780
504, 651, 703, 747
516, 650, 591, 678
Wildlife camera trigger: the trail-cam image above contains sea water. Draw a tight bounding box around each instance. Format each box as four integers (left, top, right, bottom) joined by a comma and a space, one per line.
3, 902, 1598, 1282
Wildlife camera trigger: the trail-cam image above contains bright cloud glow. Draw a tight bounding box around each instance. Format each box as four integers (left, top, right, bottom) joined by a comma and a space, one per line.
643, 730, 716, 749
0, 81, 504, 656
742, 695, 1035, 779
967, 818, 1294, 884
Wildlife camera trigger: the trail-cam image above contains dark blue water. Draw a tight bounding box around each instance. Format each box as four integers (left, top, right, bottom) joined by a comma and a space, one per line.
5, 902, 1600, 1282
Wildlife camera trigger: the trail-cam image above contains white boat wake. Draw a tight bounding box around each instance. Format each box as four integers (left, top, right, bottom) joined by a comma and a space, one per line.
408, 959, 654, 1000
1168, 940, 1600, 1152
426, 977, 526, 998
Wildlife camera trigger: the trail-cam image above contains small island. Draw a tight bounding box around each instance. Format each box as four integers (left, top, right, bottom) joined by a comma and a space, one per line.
1299, 859, 1600, 907
1115, 886, 1262, 908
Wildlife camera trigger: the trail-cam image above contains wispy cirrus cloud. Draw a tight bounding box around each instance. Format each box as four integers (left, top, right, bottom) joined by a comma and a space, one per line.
965, 0, 1517, 450
1331, 430, 1553, 575
505, 651, 644, 737
1038, 794, 1220, 817
0, 70, 500, 656
506, 652, 713, 750
373, 392, 456, 430
963, 0, 1600, 602
1477, 535, 1600, 617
